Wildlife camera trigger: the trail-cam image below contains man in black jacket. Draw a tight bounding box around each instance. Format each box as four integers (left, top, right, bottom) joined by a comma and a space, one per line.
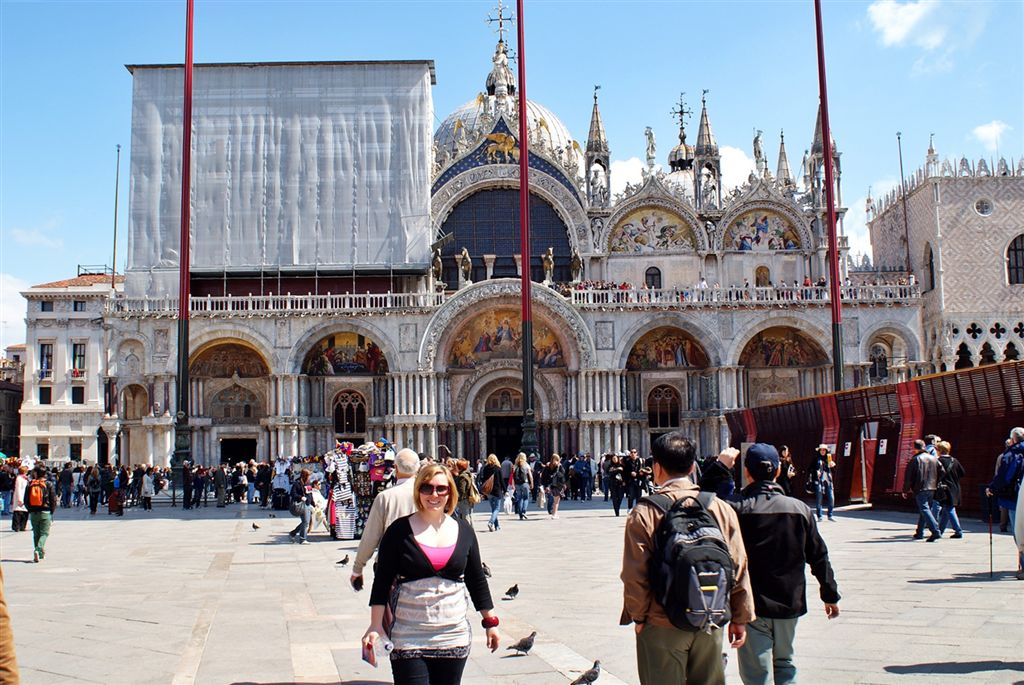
729, 443, 840, 685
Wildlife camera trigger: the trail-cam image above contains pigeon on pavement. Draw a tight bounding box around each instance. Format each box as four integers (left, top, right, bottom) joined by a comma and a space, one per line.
481, 561, 492, 578
506, 631, 536, 656
504, 584, 519, 600
337, 554, 350, 566
570, 660, 601, 685
251, 522, 260, 530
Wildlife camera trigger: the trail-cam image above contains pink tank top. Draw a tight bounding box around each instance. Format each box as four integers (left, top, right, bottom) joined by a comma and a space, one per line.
418, 542, 456, 571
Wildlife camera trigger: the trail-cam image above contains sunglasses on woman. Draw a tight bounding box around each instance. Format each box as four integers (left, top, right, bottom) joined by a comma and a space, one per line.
418, 484, 450, 496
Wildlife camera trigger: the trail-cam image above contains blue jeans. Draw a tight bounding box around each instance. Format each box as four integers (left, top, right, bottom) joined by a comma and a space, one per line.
914, 490, 940, 536
582, 476, 594, 500
290, 503, 311, 541
247, 482, 256, 503
0, 491, 10, 515
488, 495, 501, 530
815, 482, 834, 519
737, 616, 799, 685
938, 504, 963, 535
60, 485, 72, 508
514, 483, 530, 517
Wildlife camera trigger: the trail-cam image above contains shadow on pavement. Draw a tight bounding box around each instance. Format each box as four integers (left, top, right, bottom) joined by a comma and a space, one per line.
884, 660, 1024, 675
232, 682, 390, 685
850, 535, 915, 543
907, 570, 1019, 584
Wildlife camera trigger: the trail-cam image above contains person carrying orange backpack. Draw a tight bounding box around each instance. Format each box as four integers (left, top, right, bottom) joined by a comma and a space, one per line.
26, 465, 57, 563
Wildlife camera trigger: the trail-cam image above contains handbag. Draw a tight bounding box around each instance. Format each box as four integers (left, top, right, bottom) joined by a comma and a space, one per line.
537, 488, 547, 510
501, 492, 513, 515
480, 474, 495, 497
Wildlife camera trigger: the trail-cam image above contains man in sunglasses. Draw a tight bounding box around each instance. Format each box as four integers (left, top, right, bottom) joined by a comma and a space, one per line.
351, 448, 422, 590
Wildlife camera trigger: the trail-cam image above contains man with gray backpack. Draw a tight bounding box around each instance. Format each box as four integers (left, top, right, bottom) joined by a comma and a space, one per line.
620, 431, 754, 684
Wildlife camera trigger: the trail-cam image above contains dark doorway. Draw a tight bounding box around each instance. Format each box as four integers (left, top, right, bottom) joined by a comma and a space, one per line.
486, 416, 522, 461
97, 428, 109, 466
221, 438, 257, 464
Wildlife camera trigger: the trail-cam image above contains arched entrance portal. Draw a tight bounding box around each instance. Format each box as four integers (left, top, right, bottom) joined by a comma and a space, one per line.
484, 388, 523, 461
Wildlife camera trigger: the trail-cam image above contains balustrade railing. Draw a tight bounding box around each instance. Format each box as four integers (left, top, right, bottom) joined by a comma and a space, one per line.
106, 283, 919, 317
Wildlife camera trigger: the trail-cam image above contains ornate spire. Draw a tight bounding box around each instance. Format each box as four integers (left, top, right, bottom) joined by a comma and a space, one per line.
587, 85, 608, 154
695, 90, 718, 155
776, 130, 793, 184
811, 104, 825, 156
485, 1, 516, 98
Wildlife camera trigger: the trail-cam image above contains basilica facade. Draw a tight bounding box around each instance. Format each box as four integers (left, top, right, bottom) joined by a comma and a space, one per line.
20, 38, 940, 466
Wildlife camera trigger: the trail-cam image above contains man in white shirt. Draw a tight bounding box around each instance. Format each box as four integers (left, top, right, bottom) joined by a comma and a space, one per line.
350, 448, 422, 589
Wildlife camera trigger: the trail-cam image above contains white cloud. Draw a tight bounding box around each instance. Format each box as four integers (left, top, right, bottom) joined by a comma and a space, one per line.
609, 157, 661, 199
0, 273, 29, 350
867, 0, 988, 74
867, 0, 939, 47
720, 146, 756, 194
7, 216, 64, 249
972, 120, 1011, 152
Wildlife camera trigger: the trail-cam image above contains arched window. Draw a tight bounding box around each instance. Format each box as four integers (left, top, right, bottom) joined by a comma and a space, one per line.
869, 344, 889, 381
980, 342, 997, 366
954, 342, 973, 369
334, 391, 367, 436
647, 385, 680, 430
645, 267, 662, 289
439, 190, 573, 284
1008, 234, 1024, 285
925, 244, 935, 291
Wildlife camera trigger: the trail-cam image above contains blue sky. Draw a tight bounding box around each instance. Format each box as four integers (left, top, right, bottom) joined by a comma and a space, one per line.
1, 0, 1022, 348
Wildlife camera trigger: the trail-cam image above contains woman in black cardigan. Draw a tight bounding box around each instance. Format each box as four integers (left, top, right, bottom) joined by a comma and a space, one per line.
363, 463, 499, 684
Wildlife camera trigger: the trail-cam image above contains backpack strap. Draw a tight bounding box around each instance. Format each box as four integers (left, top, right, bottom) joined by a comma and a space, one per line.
642, 490, 715, 513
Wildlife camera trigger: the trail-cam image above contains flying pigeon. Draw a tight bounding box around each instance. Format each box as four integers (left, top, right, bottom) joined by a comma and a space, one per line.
570, 660, 601, 685
481, 561, 492, 578
337, 554, 350, 566
504, 584, 519, 600
506, 631, 536, 656
251, 522, 260, 530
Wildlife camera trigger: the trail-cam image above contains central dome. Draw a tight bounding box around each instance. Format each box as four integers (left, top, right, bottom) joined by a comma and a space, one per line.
435, 98, 576, 155
433, 39, 582, 173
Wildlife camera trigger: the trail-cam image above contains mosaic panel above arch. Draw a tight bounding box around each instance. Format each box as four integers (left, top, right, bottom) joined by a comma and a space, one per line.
722, 209, 801, 251
190, 343, 269, 378
303, 333, 389, 376
739, 327, 828, 368
626, 327, 709, 370
608, 207, 697, 254
448, 307, 567, 370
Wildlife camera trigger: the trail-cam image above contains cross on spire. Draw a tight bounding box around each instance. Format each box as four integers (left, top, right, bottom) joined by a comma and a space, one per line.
670, 92, 692, 129
702, 88, 710, 105
486, 0, 514, 43
594, 84, 601, 102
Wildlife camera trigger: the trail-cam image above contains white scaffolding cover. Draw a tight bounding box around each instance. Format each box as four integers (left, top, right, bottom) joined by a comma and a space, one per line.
126, 61, 434, 295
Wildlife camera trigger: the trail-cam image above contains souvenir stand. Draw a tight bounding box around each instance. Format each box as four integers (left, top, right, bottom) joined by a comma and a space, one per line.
332, 439, 396, 539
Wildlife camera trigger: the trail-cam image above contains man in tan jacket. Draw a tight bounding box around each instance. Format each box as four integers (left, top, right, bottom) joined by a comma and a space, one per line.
350, 448, 421, 589
621, 431, 755, 684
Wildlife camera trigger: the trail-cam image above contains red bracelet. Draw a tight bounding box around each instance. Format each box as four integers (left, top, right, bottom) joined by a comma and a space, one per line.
481, 616, 499, 629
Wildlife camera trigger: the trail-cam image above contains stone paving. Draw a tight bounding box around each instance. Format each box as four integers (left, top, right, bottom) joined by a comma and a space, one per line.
1, 496, 1022, 685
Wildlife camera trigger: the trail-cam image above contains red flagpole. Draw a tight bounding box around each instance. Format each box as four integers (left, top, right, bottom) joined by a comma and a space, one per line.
516, 0, 538, 457
814, 0, 844, 391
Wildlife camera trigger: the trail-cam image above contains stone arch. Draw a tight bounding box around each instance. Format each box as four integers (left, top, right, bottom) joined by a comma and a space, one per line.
431, 167, 590, 254
288, 319, 399, 375
602, 196, 707, 254
419, 280, 596, 371
189, 325, 276, 373
617, 314, 724, 369
190, 340, 271, 378
728, 315, 832, 365
718, 201, 812, 253
120, 383, 149, 421
859, 322, 921, 363
209, 383, 264, 421
456, 361, 559, 422
114, 337, 148, 380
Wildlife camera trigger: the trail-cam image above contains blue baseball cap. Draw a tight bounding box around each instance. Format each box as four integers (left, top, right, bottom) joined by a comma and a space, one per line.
745, 443, 781, 481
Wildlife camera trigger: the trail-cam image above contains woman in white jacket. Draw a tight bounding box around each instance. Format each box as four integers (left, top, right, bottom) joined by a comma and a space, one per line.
11, 466, 29, 531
